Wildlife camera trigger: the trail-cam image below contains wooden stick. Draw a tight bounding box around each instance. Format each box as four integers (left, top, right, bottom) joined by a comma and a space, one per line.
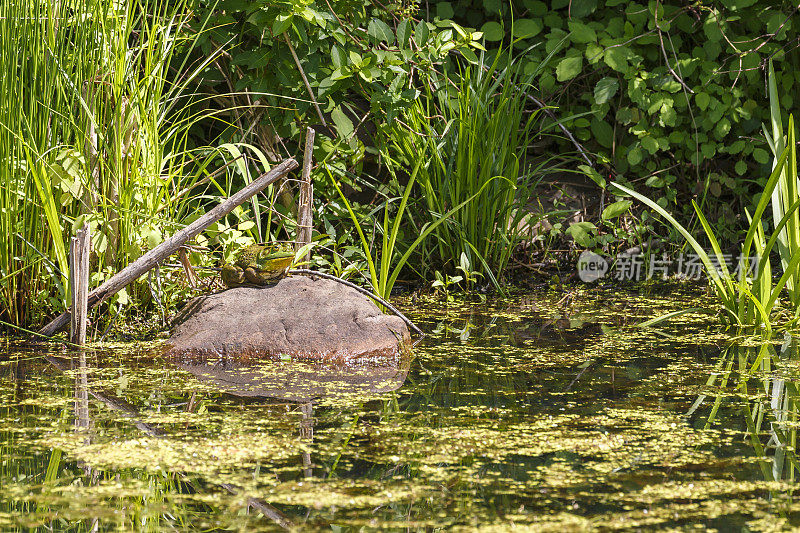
296, 127, 315, 263
284, 34, 327, 128
40, 158, 298, 337
69, 224, 91, 345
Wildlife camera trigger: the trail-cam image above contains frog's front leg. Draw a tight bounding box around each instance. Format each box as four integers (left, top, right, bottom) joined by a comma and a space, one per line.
221, 264, 246, 288
243, 266, 268, 286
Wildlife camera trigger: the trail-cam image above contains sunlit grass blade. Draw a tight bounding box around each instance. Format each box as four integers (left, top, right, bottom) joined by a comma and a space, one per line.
611, 181, 736, 316
328, 168, 380, 292
636, 308, 712, 328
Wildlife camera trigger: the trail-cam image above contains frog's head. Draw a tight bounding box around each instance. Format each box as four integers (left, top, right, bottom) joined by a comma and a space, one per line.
255, 242, 295, 266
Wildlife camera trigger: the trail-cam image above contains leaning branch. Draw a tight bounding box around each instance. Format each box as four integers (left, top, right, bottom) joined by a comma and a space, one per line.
39, 159, 299, 337
524, 93, 594, 166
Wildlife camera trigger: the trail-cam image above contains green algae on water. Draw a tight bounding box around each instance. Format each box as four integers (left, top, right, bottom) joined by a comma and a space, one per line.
2, 286, 800, 530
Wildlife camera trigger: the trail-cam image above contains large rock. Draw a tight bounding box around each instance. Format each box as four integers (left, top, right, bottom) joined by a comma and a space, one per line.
164, 276, 410, 364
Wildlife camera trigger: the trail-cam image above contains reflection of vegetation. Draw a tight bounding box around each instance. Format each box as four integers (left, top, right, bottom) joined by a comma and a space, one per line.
5, 290, 800, 530
699, 340, 800, 483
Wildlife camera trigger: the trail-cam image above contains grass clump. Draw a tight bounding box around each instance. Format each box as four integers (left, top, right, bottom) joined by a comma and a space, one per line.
387, 51, 548, 287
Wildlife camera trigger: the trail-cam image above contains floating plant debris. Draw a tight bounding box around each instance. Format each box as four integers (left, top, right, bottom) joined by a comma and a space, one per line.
2, 287, 800, 530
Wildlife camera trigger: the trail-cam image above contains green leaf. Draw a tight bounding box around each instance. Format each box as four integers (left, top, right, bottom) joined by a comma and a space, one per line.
594, 77, 619, 104
701, 142, 716, 159
566, 222, 597, 247
570, 0, 598, 17
115, 287, 129, 306
568, 21, 597, 43
695, 92, 710, 111
726, 0, 758, 8
142, 225, 163, 249
513, 18, 543, 39
728, 139, 745, 154
437, 2, 454, 19
460, 48, 479, 63
348, 50, 363, 67
735, 160, 747, 175
483, 0, 502, 14
604, 47, 628, 72
659, 106, 677, 127
591, 118, 614, 148
556, 56, 582, 81
579, 164, 606, 188
714, 118, 731, 139
331, 45, 346, 69
641, 136, 658, 154
272, 14, 293, 35
367, 19, 395, 44
414, 20, 430, 46
397, 20, 411, 46
331, 106, 354, 140
481, 21, 503, 42
585, 42, 604, 64
627, 146, 643, 166
753, 147, 769, 164
602, 200, 632, 220
523, 0, 548, 16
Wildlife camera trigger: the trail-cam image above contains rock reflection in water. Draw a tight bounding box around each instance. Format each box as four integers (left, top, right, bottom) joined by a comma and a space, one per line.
176, 356, 411, 402
178, 355, 411, 488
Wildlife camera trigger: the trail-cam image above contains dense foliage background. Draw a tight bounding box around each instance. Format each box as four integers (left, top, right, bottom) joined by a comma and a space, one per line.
3, 0, 800, 328
189, 0, 800, 247
458, 0, 800, 233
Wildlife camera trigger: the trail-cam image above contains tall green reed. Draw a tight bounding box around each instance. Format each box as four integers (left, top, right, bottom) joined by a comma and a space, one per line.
617, 63, 800, 332
387, 50, 545, 285
763, 60, 800, 310
0, 0, 249, 326
327, 153, 507, 300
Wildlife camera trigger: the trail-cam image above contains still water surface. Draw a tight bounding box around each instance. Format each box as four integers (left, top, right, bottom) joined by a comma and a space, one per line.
1, 285, 798, 531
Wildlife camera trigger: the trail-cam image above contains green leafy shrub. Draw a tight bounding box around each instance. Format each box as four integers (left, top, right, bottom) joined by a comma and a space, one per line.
190, 0, 484, 163
613, 64, 800, 332
439, 0, 800, 230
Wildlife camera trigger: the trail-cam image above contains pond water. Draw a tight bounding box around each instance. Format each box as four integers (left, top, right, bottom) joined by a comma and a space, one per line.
2, 284, 800, 531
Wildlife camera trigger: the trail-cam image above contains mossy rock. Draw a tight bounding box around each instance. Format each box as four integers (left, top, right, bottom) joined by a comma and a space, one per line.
165, 276, 410, 365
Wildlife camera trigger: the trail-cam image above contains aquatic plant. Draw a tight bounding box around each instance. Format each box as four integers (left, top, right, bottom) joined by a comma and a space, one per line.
614, 63, 800, 333
386, 49, 555, 286
0, 0, 283, 327
327, 156, 505, 299
696, 341, 800, 483
0, 292, 790, 530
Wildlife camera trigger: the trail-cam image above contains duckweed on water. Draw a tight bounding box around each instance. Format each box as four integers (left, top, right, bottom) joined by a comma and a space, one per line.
3, 286, 800, 530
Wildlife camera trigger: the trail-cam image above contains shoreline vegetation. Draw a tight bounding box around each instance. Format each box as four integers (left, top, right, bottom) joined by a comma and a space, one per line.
2, 0, 800, 338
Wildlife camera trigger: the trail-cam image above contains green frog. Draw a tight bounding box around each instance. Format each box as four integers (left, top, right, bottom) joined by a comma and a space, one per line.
221, 242, 295, 288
